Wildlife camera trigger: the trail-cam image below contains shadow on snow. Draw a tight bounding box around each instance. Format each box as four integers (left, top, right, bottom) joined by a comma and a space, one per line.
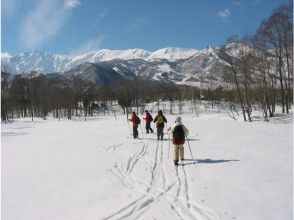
181, 158, 239, 166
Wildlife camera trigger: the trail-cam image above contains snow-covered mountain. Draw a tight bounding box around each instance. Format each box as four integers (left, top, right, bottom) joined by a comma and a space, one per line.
1, 52, 11, 65
67, 49, 151, 70
1, 52, 70, 74
1, 46, 240, 87
64, 62, 123, 85
147, 47, 198, 61
1, 47, 198, 74
103, 46, 232, 87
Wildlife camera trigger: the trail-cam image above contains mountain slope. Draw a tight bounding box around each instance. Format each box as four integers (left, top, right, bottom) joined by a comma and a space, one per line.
64, 62, 123, 85
147, 47, 198, 61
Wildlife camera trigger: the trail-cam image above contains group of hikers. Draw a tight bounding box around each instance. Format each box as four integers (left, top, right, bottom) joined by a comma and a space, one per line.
128, 110, 189, 166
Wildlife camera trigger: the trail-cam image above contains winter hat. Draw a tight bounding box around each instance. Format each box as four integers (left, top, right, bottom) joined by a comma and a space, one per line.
145, 110, 148, 113
175, 117, 181, 123
158, 110, 163, 115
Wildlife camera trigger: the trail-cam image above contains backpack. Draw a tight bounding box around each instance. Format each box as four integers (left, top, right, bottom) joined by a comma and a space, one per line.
147, 113, 153, 121
136, 116, 141, 124
157, 115, 164, 124
173, 125, 185, 140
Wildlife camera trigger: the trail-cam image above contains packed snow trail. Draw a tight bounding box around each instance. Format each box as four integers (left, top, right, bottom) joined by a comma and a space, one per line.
103, 135, 221, 220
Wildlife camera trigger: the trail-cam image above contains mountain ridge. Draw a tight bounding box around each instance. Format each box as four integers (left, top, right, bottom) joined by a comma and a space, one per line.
1, 47, 199, 74
1, 45, 242, 87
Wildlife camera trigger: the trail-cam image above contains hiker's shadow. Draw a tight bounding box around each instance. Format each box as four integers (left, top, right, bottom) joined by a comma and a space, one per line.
183, 158, 239, 166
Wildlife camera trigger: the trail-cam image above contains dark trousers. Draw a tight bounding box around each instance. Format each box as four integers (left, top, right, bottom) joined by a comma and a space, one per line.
133, 126, 138, 139
157, 126, 164, 140
145, 122, 154, 133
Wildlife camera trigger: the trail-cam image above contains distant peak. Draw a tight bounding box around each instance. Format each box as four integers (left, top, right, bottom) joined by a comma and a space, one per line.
1, 52, 11, 59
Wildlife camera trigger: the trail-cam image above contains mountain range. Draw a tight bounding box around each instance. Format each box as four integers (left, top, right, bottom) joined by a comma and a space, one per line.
1, 46, 238, 87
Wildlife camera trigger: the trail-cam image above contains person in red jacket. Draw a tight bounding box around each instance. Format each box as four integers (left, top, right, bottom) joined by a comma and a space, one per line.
143, 110, 154, 134
168, 117, 189, 166
128, 112, 141, 139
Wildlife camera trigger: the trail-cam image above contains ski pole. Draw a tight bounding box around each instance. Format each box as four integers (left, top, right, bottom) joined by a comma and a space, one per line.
140, 124, 145, 138
126, 114, 132, 136
141, 116, 145, 134
186, 137, 194, 160
113, 110, 117, 122
168, 131, 171, 159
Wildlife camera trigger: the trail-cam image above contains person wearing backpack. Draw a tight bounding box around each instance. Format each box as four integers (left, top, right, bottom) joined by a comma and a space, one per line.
143, 110, 154, 134
168, 116, 189, 166
128, 111, 141, 139
153, 110, 167, 140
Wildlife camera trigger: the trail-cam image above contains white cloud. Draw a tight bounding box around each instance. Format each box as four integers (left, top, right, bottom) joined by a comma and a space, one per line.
217, 8, 231, 19
97, 9, 108, 20
71, 37, 104, 55
64, 0, 81, 9
126, 16, 148, 32
87, 9, 109, 34
231, 0, 242, 7
20, 0, 80, 50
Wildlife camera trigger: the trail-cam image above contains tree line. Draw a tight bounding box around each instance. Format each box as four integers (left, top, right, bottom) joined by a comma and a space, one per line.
219, 2, 293, 121
1, 72, 202, 122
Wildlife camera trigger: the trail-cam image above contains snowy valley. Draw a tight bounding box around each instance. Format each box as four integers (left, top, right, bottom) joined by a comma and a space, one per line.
2, 103, 293, 220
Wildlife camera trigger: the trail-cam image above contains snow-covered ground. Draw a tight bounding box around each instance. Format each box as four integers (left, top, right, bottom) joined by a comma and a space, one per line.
1, 106, 293, 220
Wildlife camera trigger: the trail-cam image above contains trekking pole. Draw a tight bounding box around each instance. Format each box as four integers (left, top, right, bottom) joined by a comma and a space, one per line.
186, 137, 194, 160
167, 130, 171, 159
141, 117, 144, 135
140, 124, 145, 138
113, 110, 117, 122
126, 114, 132, 136
139, 116, 145, 139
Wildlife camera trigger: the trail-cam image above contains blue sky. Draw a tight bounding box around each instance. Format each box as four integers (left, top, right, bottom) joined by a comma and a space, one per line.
1, 0, 289, 55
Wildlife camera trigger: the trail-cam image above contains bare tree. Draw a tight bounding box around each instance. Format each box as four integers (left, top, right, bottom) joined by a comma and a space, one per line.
256, 2, 293, 113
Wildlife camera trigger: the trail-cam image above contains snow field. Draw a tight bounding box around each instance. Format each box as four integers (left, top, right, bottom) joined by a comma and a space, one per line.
1, 110, 293, 220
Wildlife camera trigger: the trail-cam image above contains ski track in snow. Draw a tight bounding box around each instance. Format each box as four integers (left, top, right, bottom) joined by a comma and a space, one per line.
102, 136, 221, 220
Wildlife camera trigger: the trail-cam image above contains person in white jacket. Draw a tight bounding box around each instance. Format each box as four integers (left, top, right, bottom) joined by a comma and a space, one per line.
167, 117, 189, 166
